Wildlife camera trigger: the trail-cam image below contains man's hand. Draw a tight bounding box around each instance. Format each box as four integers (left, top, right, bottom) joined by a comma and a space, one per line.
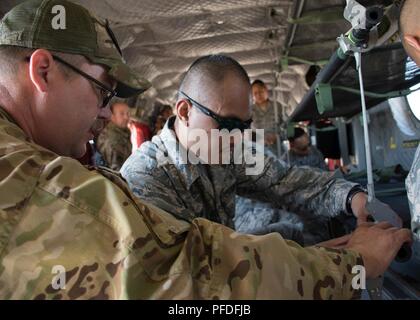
345, 222, 412, 279
351, 192, 370, 225
316, 234, 352, 249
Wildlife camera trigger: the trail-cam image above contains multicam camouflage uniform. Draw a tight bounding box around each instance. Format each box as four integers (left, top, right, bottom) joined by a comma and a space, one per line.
0, 107, 363, 299
97, 122, 132, 171
407, 145, 420, 242
121, 117, 359, 235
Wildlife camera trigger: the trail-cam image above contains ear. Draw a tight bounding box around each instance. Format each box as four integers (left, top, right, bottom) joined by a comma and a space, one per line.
28, 49, 55, 93
175, 99, 191, 126
404, 35, 420, 52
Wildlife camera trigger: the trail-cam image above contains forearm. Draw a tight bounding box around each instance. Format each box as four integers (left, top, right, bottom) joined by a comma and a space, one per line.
270, 166, 357, 217
183, 218, 363, 299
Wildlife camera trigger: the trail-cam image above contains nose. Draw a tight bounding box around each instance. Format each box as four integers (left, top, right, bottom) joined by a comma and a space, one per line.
99, 106, 112, 120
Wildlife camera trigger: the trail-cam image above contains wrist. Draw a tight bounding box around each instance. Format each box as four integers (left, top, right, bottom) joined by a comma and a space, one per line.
346, 186, 367, 215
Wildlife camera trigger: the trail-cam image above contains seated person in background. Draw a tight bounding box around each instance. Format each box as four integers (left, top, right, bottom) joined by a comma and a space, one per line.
97, 102, 132, 170
282, 127, 327, 170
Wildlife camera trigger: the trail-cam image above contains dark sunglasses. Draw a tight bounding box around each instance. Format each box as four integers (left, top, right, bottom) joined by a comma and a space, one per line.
179, 91, 252, 131
25, 55, 116, 108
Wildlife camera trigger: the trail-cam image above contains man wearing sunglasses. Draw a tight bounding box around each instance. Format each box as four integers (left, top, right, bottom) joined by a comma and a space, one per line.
122, 55, 369, 231
283, 127, 328, 171
121, 54, 411, 260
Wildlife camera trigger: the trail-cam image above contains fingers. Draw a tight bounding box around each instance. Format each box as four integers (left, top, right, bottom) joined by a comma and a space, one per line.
317, 234, 352, 248
372, 221, 394, 230
363, 222, 412, 245
357, 217, 368, 226
356, 222, 376, 228
386, 227, 399, 233
332, 234, 352, 246
394, 228, 413, 246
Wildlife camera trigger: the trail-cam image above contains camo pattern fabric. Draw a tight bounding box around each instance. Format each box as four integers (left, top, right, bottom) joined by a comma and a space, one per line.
97, 122, 132, 171
282, 146, 328, 171
234, 196, 335, 246
235, 146, 329, 245
0, 107, 363, 300
121, 117, 358, 230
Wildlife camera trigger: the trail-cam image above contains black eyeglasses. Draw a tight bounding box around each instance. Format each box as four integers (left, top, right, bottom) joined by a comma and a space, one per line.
179, 91, 252, 131
52, 55, 116, 108
25, 55, 116, 108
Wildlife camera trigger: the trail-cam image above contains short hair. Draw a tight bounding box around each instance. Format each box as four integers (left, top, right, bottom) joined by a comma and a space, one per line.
159, 104, 172, 115
251, 79, 266, 88
110, 102, 128, 114
179, 55, 250, 96
0, 45, 86, 79
288, 127, 307, 142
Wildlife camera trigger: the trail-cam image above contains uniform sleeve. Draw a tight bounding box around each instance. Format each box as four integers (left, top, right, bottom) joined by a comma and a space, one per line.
0, 146, 363, 300
236, 150, 358, 218
120, 144, 197, 222
97, 131, 126, 171
182, 218, 364, 299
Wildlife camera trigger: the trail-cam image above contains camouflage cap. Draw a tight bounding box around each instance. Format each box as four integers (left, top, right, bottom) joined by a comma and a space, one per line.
0, 0, 151, 98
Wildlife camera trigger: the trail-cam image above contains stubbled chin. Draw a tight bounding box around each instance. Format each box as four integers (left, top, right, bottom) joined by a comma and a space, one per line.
71, 138, 89, 159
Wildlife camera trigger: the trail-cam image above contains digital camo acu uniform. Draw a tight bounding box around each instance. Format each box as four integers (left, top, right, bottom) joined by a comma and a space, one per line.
97, 122, 132, 171
0, 107, 363, 299
282, 146, 328, 171
407, 145, 420, 242
234, 197, 306, 245
121, 116, 358, 233
236, 146, 329, 245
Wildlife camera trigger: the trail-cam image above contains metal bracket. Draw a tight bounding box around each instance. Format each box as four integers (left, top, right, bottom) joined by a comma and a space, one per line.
315, 83, 334, 114
338, 0, 384, 55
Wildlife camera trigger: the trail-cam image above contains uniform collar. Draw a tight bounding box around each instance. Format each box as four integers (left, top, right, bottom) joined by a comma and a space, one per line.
157, 116, 202, 189
0, 106, 20, 127
0, 106, 30, 142
107, 122, 131, 134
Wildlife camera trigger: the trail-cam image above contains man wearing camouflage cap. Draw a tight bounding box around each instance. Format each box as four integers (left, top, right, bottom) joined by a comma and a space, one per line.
0, 0, 412, 299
